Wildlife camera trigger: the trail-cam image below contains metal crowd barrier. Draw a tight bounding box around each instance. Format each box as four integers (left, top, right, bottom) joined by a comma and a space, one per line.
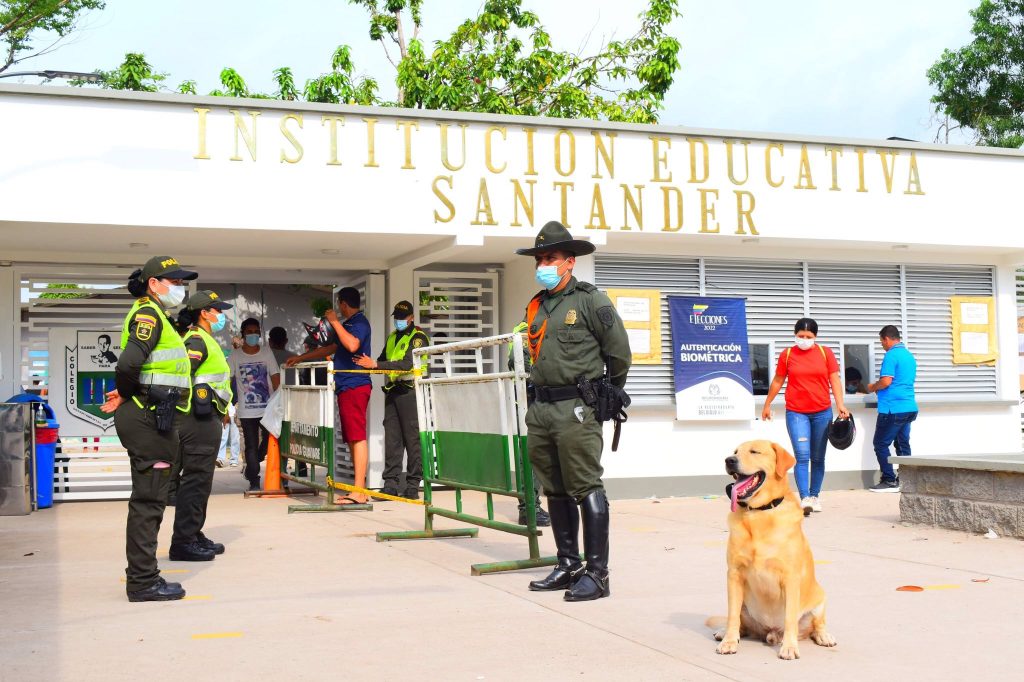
376, 333, 557, 575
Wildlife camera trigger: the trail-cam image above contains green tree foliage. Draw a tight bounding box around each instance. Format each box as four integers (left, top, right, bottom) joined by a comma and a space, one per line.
0, 0, 104, 72
928, 0, 1024, 147
89, 51, 164, 91
95, 0, 681, 123
38, 282, 87, 299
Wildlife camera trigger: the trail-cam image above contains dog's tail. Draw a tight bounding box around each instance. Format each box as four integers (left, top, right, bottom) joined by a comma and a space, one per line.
705, 616, 727, 630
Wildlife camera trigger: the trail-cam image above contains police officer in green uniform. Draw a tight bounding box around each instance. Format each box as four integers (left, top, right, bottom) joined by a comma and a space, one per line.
169, 290, 234, 561
101, 256, 196, 602
354, 301, 429, 499
515, 222, 631, 602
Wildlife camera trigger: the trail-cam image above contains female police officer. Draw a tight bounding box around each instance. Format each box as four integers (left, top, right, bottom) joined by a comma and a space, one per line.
101, 256, 196, 602
169, 290, 234, 561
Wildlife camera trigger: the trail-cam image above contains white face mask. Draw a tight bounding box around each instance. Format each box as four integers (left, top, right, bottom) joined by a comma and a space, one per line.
794, 337, 815, 351
155, 280, 185, 308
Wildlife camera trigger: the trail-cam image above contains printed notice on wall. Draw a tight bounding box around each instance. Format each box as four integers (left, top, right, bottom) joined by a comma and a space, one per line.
959, 302, 989, 325
951, 296, 997, 365
605, 289, 662, 365
959, 331, 989, 355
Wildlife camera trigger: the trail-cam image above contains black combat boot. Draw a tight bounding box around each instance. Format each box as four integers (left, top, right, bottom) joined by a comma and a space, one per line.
169, 540, 216, 562
528, 494, 582, 591
564, 489, 610, 602
127, 577, 186, 602
196, 532, 225, 555
518, 492, 551, 527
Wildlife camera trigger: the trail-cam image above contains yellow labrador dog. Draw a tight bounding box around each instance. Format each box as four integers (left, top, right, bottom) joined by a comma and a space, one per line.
712, 440, 837, 660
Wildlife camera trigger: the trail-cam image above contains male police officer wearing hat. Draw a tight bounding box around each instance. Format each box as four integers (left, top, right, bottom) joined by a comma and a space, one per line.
101, 256, 197, 601
515, 221, 631, 601
354, 301, 430, 499
169, 290, 234, 561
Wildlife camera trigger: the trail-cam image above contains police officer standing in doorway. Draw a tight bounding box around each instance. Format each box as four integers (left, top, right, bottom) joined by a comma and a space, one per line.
101, 256, 196, 602
515, 222, 631, 602
354, 301, 429, 499
169, 290, 234, 561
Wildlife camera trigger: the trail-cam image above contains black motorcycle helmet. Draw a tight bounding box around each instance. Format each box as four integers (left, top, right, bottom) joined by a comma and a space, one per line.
827, 413, 856, 450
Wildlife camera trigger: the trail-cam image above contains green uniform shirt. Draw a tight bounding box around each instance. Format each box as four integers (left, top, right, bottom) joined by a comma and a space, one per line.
523, 277, 631, 389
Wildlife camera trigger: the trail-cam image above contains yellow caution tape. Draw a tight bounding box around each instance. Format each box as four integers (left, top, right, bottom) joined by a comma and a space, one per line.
327, 368, 425, 375
326, 475, 425, 505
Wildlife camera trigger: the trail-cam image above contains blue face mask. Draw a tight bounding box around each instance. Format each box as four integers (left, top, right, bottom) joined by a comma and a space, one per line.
394, 319, 409, 332
210, 312, 227, 333
244, 333, 261, 346
535, 264, 563, 290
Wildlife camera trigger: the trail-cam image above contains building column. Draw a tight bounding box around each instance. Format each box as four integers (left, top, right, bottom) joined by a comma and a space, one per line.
0, 265, 17, 399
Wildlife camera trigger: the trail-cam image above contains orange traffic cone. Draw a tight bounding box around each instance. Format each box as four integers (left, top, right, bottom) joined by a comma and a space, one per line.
264, 435, 282, 492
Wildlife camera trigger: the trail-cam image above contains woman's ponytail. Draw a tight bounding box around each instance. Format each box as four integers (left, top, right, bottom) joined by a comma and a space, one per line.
175, 307, 198, 334
126, 269, 147, 298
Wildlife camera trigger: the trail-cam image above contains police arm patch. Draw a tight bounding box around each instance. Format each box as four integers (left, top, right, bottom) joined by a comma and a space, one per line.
135, 321, 154, 341
413, 338, 424, 348
597, 306, 616, 326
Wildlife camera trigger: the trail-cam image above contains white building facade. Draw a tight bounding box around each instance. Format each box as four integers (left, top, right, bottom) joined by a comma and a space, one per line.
1, 85, 1021, 499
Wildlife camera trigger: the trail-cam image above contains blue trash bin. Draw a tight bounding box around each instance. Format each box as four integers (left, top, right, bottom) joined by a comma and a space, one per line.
34, 421, 59, 509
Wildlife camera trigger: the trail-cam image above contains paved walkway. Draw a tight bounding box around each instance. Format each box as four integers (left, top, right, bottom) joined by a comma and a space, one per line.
2, 470, 1022, 681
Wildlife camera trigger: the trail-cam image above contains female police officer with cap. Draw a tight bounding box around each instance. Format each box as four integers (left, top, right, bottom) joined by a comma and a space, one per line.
101, 255, 196, 602
168, 290, 234, 562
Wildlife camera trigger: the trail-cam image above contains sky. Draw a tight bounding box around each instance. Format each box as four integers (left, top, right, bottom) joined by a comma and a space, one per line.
5, 0, 980, 144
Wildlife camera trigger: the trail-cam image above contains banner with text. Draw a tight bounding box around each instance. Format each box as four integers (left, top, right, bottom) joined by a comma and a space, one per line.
668, 297, 753, 421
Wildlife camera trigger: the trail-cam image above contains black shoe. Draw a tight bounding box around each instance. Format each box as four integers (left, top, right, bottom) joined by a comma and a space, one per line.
517, 504, 551, 527
401, 486, 420, 500
247, 478, 260, 492
127, 577, 186, 602
197, 533, 225, 555
564, 490, 610, 602
169, 541, 216, 562
381, 486, 401, 497
869, 478, 901, 493
529, 495, 583, 591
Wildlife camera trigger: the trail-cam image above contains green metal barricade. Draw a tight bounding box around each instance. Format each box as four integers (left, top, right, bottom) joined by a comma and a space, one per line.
279, 361, 371, 513
376, 333, 556, 575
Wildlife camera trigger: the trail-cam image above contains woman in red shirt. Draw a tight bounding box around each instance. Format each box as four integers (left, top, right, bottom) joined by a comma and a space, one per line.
761, 318, 850, 516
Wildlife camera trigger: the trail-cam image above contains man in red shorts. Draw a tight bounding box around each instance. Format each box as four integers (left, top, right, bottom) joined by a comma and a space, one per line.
285, 287, 372, 504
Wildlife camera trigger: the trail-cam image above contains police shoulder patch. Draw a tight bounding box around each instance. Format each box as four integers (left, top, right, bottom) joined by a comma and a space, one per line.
597, 306, 616, 326
135, 321, 154, 341
413, 338, 424, 348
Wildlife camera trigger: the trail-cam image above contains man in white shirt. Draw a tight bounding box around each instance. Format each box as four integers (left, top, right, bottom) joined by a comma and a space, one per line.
228, 317, 280, 491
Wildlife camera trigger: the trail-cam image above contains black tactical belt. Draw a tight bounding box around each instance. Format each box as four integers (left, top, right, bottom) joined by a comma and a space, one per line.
532, 384, 580, 403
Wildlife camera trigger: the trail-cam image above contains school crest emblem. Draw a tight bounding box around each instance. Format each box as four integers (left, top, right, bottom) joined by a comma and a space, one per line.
63, 330, 121, 431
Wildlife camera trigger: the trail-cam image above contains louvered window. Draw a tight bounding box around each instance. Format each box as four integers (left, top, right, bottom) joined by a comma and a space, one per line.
595, 256, 998, 405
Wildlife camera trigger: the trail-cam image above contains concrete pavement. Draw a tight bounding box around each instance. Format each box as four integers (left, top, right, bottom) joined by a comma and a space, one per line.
2, 469, 1022, 681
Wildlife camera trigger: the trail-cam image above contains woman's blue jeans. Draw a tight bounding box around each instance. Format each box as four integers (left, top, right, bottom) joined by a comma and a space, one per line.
785, 408, 832, 499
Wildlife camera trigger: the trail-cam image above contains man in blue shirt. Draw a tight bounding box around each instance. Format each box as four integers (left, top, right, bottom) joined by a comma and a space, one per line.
286, 287, 372, 504
867, 325, 917, 492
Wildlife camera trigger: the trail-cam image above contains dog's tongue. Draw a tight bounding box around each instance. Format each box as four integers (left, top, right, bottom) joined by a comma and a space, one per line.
730, 475, 756, 512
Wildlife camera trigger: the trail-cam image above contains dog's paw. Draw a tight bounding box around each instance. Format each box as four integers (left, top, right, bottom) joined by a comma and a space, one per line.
777, 643, 800, 660
712, 628, 725, 642
765, 630, 781, 646
716, 638, 739, 655
811, 630, 837, 647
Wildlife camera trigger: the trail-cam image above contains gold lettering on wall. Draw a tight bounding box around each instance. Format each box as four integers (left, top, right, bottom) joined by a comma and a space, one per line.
794, 144, 816, 190
650, 136, 672, 182
621, 184, 644, 231
553, 181, 575, 226
193, 108, 210, 160
523, 127, 538, 176
905, 152, 925, 195
432, 175, 455, 223
229, 109, 260, 162
698, 188, 720, 233
688, 137, 709, 183
661, 186, 683, 232
734, 190, 757, 235
554, 129, 576, 177
725, 140, 749, 185
878, 149, 899, 193
825, 146, 842, 191
855, 148, 868, 192
279, 113, 304, 164
585, 185, 610, 230
321, 115, 345, 165
511, 179, 536, 227
485, 126, 507, 174
765, 143, 784, 187
396, 120, 419, 169
592, 132, 616, 179
471, 178, 497, 225
438, 123, 468, 171
363, 118, 379, 167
